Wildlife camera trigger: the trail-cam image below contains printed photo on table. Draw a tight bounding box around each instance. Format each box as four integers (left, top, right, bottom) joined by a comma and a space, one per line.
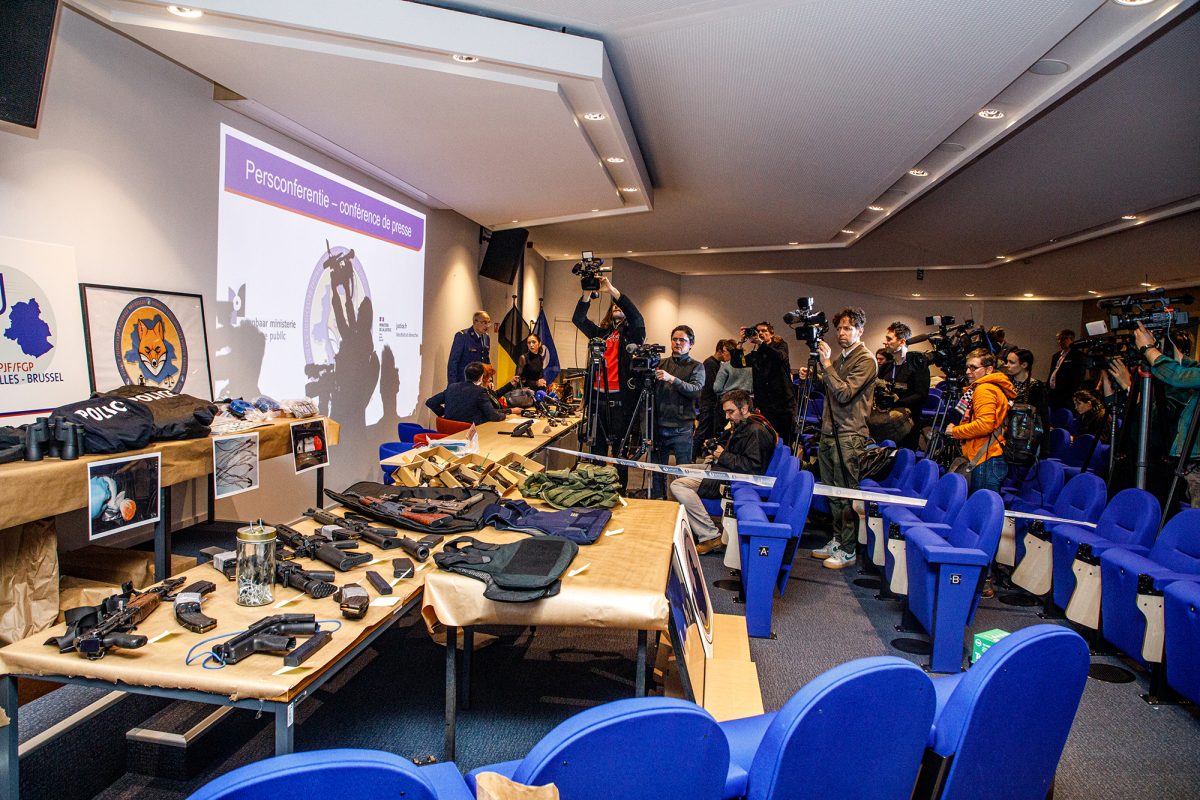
213, 431, 259, 499
87, 452, 161, 541
290, 418, 329, 474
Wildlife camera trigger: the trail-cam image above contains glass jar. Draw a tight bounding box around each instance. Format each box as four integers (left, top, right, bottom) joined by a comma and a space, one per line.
236, 521, 276, 606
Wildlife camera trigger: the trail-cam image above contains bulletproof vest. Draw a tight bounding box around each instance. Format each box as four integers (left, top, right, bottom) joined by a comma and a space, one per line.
103, 385, 217, 440
520, 464, 621, 509
433, 536, 579, 602
52, 395, 155, 454
483, 499, 612, 545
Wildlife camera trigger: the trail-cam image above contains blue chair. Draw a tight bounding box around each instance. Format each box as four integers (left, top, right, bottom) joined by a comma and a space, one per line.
1043, 427, 1071, 462
1050, 489, 1161, 612
710, 445, 792, 516
1100, 509, 1200, 667
379, 441, 415, 484
864, 459, 939, 570
397, 422, 435, 442
187, 749, 472, 800
862, 448, 916, 492
1000, 459, 1065, 509
881, 473, 967, 595
465, 697, 731, 800
1164, 579, 1200, 704
918, 625, 1089, 800
736, 470, 816, 637
1007, 472, 1106, 570
904, 490, 1005, 673
720, 657, 935, 800
1049, 407, 1075, 434
921, 391, 943, 422
1047, 433, 1097, 478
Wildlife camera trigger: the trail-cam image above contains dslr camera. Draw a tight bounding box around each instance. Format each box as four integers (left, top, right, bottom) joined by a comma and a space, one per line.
571, 251, 612, 294
782, 297, 829, 348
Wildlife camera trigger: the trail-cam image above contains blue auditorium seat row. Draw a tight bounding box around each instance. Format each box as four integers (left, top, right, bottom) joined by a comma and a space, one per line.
189, 625, 1088, 800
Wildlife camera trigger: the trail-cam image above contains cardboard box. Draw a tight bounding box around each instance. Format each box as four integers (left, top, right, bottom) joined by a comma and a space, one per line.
59, 545, 197, 589
58, 577, 121, 619
498, 454, 544, 478
972, 628, 1010, 664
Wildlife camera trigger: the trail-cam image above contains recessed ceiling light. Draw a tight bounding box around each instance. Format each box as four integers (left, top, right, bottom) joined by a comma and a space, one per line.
621, 187, 638, 192
168, 5, 203, 17
936, 142, 966, 153
583, 112, 607, 121
1029, 59, 1070, 75
1113, 0, 1156, 5
977, 108, 1005, 120
965, 293, 976, 297
908, 168, 928, 177
605, 156, 625, 164
911, 293, 921, 297
1087, 290, 1099, 295
1023, 293, 1034, 298
511, 219, 518, 223
841, 229, 856, 235
867, 205, 885, 212
562, 253, 570, 257
1122, 214, 1138, 220
996, 255, 1006, 259
591, 209, 599, 212
1140, 282, 1154, 287
627, 250, 633, 254
452, 54, 479, 63
700, 246, 709, 250
788, 241, 799, 245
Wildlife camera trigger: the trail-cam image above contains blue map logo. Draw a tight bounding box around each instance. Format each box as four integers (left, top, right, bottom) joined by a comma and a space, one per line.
0, 270, 57, 360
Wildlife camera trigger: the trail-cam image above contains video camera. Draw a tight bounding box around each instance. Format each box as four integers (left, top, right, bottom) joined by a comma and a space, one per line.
1072, 333, 1140, 371
627, 342, 665, 374
1098, 289, 1192, 333
782, 297, 829, 348
571, 251, 612, 295
910, 315, 993, 388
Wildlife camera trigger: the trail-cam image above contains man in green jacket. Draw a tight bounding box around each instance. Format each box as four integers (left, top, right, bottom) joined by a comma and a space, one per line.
1136, 323, 1200, 506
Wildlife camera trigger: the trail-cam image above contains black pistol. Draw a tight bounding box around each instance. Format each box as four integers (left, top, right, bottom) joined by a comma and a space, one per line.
211, 614, 319, 665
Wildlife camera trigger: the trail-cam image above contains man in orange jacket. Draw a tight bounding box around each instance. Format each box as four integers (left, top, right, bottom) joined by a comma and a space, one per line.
947, 348, 1016, 494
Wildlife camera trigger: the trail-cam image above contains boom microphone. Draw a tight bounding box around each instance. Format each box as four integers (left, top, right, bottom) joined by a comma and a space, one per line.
905, 332, 932, 345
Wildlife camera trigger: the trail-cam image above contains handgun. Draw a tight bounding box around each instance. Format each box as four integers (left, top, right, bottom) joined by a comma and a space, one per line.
211, 613, 319, 665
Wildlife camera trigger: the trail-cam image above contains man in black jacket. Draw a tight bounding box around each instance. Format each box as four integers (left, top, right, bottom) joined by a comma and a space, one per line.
572, 277, 646, 486
743, 322, 796, 445
669, 389, 778, 548
651, 325, 705, 499
1048, 329, 1086, 411
424, 362, 507, 425
693, 339, 731, 460
877, 321, 930, 449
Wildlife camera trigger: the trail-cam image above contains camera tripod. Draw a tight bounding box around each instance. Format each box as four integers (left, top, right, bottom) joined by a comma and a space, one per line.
924, 380, 965, 467
582, 341, 614, 452
791, 347, 822, 455
620, 373, 656, 461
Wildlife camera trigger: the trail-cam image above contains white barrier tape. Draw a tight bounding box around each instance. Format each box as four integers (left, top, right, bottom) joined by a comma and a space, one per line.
1004, 509, 1097, 529
545, 447, 927, 507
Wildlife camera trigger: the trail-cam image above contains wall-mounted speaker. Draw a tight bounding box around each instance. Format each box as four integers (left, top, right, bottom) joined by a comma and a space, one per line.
479, 227, 528, 285
0, 0, 61, 129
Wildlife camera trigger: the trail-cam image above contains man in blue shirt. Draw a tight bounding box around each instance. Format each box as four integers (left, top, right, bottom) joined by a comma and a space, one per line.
426, 362, 508, 425
1136, 323, 1200, 507
447, 311, 491, 384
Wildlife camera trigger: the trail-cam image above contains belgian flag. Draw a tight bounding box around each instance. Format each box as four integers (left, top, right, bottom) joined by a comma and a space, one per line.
496, 301, 530, 387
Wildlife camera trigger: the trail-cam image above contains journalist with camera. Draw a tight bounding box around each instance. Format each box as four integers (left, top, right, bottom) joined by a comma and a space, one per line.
799, 307, 876, 569
650, 326, 705, 499
946, 349, 1016, 494
571, 271, 646, 486
742, 321, 797, 444
669, 389, 778, 551
871, 321, 931, 449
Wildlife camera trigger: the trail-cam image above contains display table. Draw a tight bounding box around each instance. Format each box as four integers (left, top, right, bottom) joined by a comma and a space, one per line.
422, 499, 680, 759
0, 417, 340, 580
0, 508, 413, 800
380, 416, 581, 468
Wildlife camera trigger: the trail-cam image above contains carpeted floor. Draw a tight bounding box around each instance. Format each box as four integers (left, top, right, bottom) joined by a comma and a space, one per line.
15, 521, 1200, 799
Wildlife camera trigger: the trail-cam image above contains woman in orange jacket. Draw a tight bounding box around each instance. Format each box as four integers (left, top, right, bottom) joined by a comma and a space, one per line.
946, 348, 1017, 494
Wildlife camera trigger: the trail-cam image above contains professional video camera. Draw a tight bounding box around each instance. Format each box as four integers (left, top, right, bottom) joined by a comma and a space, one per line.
1072, 333, 1140, 371
782, 297, 829, 348
626, 342, 666, 389
1098, 289, 1193, 333
571, 251, 612, 294
910, 315, 993, 388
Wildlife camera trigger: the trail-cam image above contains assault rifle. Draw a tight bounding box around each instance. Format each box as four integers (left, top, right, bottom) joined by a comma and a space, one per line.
326, 489, 487, 530
304, 507, 430, 560
275, 522, 371, 571
275, 561, 338, 598
48, 577, 186, 659
211, 613, 320, 665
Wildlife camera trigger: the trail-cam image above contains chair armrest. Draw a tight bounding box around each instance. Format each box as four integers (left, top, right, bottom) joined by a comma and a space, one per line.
738, 520, 794, 540
735, 501, 779, 517
1149, 571, 1200, 592
923, 546, 990, 567
731, 482, 772, 498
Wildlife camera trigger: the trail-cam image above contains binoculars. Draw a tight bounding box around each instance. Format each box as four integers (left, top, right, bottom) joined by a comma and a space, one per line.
25, 415, 87, 461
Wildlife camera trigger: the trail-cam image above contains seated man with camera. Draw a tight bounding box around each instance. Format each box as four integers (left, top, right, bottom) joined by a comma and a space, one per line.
871, 321, 930, 449
800, 307, 877, 569
571, 270, 646, 487
669, 389, 778, 551
651, 325, 705, 499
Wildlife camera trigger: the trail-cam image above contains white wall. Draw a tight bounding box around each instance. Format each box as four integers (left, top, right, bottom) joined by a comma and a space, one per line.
0, 9, 489, 541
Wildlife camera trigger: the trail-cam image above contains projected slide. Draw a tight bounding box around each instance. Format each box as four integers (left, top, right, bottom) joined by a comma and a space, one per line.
216, 125, 426, 426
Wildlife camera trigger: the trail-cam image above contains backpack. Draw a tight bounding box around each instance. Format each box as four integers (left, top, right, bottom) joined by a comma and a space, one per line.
859, 446, 897, 482
1003, 403, 1044, 466
433, 535, 579, 601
